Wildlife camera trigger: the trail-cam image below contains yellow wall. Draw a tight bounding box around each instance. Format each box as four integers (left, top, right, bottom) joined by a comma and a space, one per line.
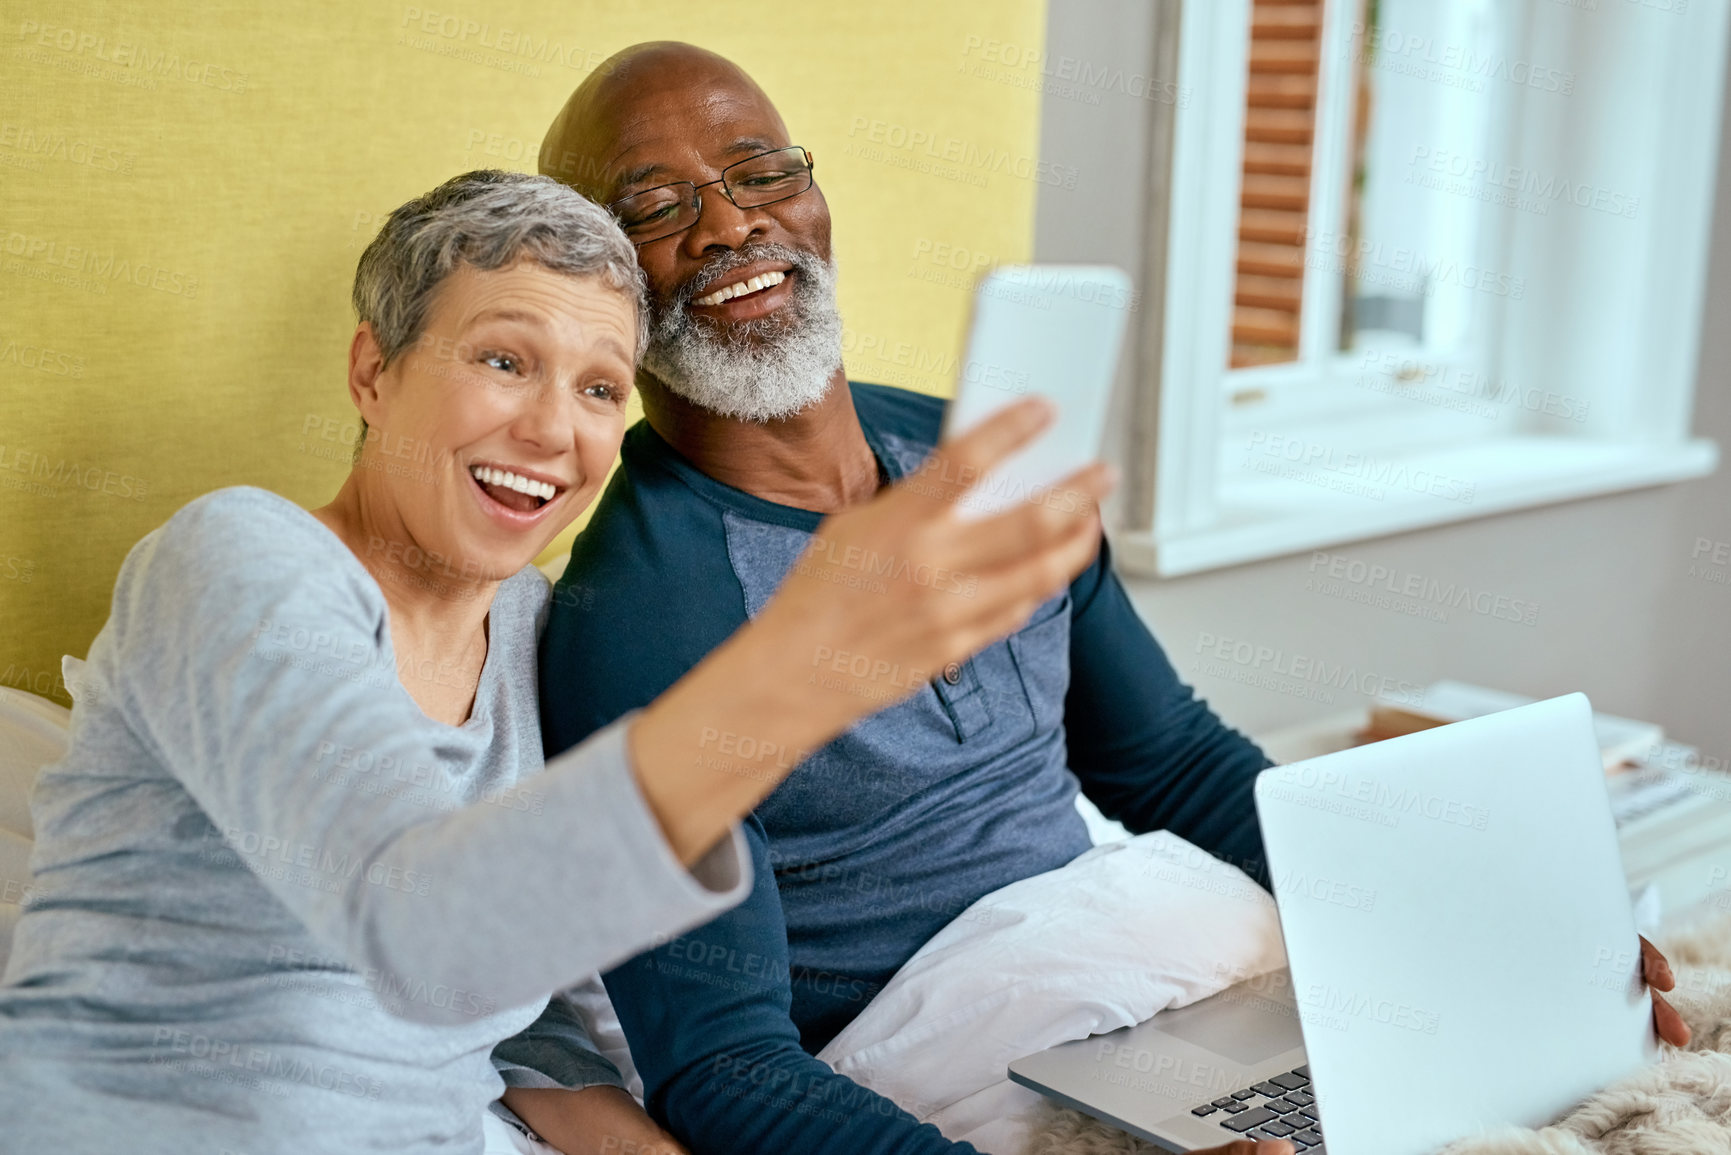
0, 2, 1047, 704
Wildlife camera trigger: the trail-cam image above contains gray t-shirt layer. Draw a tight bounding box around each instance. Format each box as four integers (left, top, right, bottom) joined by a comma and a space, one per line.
0, 487, 751, 1154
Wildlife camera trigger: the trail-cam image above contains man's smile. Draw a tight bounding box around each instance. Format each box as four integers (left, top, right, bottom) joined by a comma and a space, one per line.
685, 260, 797, 322
693, 269, 786, 307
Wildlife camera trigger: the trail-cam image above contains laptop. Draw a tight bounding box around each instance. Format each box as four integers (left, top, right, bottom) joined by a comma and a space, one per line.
1009, 693, 1657, 1155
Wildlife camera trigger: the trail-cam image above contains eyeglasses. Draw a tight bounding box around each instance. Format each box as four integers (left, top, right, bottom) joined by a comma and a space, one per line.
607, 146, 815, 246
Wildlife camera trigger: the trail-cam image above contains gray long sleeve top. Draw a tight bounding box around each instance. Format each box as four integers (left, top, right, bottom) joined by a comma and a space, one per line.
0, 487, 751, 1154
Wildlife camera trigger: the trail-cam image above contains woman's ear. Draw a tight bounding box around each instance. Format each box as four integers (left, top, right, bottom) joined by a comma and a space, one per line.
348, 322, 389, 426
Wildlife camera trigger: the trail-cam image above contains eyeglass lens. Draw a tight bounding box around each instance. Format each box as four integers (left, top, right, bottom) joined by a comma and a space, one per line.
611, 146, 812, 243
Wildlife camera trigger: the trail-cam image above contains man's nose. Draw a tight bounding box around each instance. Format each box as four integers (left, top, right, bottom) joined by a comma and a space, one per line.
681, 187, 769, 256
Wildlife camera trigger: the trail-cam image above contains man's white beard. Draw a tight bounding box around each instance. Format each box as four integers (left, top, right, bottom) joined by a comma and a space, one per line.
641, 243, 844, 424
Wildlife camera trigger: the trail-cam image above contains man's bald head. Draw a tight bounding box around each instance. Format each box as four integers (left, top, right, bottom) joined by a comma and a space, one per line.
539, 42, 788, 201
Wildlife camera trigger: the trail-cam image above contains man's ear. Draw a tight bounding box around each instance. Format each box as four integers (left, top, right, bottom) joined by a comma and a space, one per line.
348, 322, 389, 426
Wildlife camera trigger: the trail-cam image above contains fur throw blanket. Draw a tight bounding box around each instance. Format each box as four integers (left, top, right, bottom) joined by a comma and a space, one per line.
1020, 914, 1731, 1155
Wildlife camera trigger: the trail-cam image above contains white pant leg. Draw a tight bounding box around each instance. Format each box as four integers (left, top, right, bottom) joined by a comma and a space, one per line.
481, 1109, 562, 1155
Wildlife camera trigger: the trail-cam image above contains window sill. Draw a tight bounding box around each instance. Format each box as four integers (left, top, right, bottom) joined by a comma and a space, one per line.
1116, 436, 1719, 578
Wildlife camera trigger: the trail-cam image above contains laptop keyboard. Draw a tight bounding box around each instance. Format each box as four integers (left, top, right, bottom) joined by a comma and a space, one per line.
1189, 1065, 1324, 1150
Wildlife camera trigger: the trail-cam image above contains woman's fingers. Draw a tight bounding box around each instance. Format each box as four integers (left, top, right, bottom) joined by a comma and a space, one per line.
937, 506, 1107, 654
747, 402, 1114, 747
941, 461, 1115, 575
907, 397, 1056, 509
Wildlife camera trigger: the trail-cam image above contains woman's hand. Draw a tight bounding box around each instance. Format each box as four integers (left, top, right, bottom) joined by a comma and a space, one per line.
753, 397, 1112, 714
501, 1085, 688, 1155
630, 397, 1114, 865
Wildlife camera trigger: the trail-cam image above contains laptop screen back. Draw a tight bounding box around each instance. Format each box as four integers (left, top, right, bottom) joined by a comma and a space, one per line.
1253, 693, 1655, 1155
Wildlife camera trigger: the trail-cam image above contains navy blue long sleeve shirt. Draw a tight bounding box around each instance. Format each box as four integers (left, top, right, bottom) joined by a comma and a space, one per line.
538, 383, 1272, 1154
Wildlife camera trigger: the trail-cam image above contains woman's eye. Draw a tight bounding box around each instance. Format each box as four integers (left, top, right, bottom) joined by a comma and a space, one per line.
584, 381, 622, 403
481, 352, 521, 374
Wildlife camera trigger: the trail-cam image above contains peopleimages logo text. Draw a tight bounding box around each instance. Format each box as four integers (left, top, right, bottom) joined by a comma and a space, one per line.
1244, 432, 1477, 504
1350, 22, 1574, 94
1269, 762, 1490, 831
1302, 228, 1525, 300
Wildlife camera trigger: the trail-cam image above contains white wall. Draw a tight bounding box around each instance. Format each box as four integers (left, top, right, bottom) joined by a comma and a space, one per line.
1034, 0, 1731, 760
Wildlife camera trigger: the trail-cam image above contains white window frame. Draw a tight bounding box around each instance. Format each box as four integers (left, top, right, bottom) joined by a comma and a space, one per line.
1115, 0, 1726, 578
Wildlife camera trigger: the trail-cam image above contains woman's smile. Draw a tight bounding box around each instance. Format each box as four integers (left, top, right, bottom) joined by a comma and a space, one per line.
465, 460, 571, 525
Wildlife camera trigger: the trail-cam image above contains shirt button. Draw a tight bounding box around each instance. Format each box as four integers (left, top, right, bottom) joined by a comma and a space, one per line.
942, 662, 963, 685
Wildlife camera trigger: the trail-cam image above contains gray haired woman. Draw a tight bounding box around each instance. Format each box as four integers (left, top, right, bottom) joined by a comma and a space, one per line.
0, 170, 1111, 1154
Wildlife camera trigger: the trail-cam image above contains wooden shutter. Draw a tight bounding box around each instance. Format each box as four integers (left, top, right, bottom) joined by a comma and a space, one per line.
1230, 0, 1324, 368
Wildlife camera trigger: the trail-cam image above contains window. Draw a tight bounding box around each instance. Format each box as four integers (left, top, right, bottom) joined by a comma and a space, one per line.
1117, 0, 1725, 577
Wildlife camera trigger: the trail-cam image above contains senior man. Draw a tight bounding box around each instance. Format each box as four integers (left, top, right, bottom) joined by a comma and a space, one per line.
526, 41, 1283, 1155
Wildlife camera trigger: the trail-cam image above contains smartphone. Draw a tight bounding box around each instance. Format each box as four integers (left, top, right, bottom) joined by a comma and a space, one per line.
939, 264, 1133, 519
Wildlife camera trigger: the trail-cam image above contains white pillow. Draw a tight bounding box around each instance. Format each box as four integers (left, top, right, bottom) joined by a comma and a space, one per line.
0, 683, 70, 842
569, 830, 1285, 1153
815, 831, 1286, 1153
0, 682, 71, 973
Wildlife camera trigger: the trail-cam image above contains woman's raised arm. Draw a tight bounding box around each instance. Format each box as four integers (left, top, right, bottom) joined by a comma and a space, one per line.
109, 489, 749, 1025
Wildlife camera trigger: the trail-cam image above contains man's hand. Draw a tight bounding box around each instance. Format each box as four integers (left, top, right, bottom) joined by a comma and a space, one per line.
1642, 935, 1692, 1047
1193, 1140, 1295, 1155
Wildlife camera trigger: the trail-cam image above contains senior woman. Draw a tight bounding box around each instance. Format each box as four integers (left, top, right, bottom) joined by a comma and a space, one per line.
0, 170, 1112, 1154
